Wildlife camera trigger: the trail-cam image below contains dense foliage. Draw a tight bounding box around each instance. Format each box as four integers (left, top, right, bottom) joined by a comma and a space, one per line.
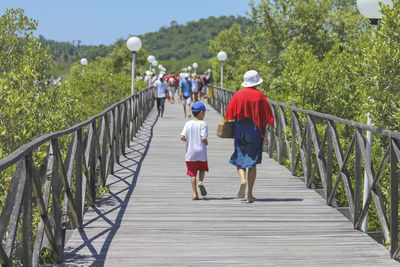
0, 8, 150, 159
0, 8, 82, 157
208, 0, 400, 232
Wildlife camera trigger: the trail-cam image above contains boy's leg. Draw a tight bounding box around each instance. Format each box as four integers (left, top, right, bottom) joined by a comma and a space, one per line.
198, 170, 205, 183
198, 170, 207, 196
191, 176, 198, 200
247, 166, 257, 201
188, 104, 191, 117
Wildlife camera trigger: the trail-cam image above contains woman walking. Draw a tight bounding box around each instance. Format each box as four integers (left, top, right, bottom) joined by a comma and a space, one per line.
225, 70, 274, 203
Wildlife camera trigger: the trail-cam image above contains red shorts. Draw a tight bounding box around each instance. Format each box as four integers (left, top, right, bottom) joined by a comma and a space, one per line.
186, 161, 209, 177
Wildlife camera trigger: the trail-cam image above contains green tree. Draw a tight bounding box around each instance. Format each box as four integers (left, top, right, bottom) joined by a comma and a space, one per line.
0, 8, 82, 156
353, 0, 400, 131
61, 49, 69, 63
208, 24, 246, 89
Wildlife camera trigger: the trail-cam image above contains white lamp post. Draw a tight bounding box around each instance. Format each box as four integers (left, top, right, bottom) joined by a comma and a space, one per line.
193, 63, 198, 74
80, 58, 88, 73
147, 55, 155, 73
356, 0, 392, 234
127, 36, 142, 95
357, 0, 392, 25
217, 51, 227, 87
188, 66, 192, 75
152, 60, 158, 74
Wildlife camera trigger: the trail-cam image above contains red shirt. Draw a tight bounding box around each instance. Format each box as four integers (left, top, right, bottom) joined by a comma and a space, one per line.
225, 87, 274, 132
167, 75, 178, 86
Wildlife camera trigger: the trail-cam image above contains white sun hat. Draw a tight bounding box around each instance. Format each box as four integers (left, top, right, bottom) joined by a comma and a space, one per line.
241, 70, 263, 87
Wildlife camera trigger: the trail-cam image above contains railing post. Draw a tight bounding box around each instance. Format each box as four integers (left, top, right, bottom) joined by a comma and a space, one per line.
23, 153, 33, 267
291, 112, 297, 175
305, 116, 312, 187
278, 108, 284, 164
75, 128, 84, 226
390, 138, 399, 258
326, 123, 333, 205
354, 128, 362, 225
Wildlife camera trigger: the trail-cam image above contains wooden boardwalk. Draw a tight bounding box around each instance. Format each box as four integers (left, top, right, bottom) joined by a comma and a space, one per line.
60, 100, 399, 266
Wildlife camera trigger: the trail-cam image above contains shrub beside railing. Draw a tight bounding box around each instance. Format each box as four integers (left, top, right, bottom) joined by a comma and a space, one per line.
0, 87, 154, 266
209, 85, 400, 259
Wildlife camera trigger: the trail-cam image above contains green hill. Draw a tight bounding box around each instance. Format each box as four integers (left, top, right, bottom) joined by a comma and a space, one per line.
140, 15, 253, 60
40, 15, 253, 75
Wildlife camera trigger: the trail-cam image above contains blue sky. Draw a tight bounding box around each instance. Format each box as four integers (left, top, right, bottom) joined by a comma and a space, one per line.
0, 0, 254, 45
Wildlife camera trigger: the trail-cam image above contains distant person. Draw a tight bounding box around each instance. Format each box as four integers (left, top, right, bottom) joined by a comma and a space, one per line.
144, 71, 151, 86
180, 101, 209, 200
196, 74, 203, 100
153, 74, 168, 117
167, 72, 178, 104
136, 72, 143, 81
151, 73, 157, 85
179, 68, 187, 83
179, 73, 192, 117
224, 70, 274, 203
191, 74, 199, 102
202, 69, 213, 97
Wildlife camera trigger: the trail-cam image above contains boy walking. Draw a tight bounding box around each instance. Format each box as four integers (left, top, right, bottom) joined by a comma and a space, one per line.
180, 102, 209, 200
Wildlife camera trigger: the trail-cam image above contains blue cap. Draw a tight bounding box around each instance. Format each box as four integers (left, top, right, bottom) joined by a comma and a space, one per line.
192, 101, 210, 112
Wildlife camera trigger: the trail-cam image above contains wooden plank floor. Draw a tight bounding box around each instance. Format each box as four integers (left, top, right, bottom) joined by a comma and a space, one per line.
60, 100, 399, 266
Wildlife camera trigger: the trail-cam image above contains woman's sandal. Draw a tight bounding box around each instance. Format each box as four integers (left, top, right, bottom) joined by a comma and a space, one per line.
241, 198, 255, 204
192, 196, 199, 200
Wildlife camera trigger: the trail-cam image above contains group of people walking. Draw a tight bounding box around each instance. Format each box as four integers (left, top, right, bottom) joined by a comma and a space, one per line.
180, 70, 274, 203
152, 69, 213, 118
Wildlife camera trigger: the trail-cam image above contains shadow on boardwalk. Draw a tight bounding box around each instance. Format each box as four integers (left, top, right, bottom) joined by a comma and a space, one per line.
61, 110, 158, 266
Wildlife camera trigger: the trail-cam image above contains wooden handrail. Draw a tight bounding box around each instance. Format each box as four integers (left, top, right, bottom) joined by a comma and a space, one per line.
0, 87, 154, 266
209, 85, 400, 259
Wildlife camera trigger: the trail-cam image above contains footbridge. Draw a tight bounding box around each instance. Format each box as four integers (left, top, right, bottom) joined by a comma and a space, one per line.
0, 86, 399, 266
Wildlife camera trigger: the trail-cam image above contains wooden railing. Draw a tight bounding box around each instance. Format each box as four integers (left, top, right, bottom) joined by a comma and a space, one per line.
0, 87, 154, 266
209, 85, 400, 259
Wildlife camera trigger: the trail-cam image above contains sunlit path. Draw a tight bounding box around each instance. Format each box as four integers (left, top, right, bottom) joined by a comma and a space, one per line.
60, 100, 399, 266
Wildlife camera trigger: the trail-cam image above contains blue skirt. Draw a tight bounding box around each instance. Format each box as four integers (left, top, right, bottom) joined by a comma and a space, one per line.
229, 119, 265, 168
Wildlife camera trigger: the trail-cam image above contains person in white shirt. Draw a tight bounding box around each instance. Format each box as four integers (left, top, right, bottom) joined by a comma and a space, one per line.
153, 74, 167, 117
180, 101, 210, 200
144, 71, 151, 86
179, 68, 187, 83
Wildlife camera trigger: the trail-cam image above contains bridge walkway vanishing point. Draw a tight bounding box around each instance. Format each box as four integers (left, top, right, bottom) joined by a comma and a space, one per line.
60, 100, 399, 266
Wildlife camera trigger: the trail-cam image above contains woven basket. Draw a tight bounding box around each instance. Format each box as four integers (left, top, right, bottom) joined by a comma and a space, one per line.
217, 119, 234, 138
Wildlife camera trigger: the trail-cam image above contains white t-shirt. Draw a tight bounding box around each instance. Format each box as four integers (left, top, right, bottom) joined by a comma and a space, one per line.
181, 120, 208, 162
154, 80, 167, 98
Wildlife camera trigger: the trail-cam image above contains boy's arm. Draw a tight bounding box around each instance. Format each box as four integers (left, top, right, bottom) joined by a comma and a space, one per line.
180, 135, 187, 142
201, 123, 208, 146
